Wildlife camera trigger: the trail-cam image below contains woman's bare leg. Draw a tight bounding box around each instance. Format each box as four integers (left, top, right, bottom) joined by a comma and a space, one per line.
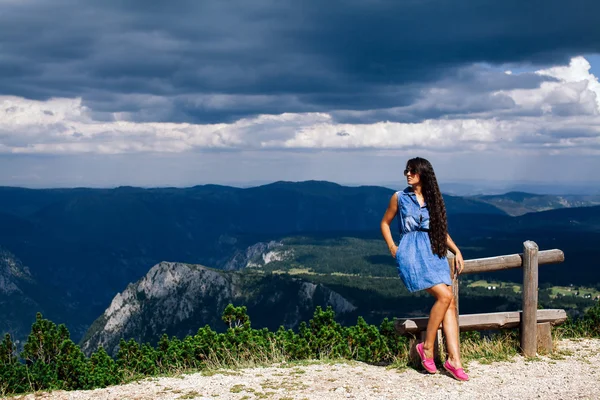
441, 291, 463, 369
422, 284, 454, 359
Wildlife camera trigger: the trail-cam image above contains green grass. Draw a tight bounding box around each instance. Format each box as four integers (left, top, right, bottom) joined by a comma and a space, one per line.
465, 280, 600, 300
467, 279, 521, 293
459, 331, 520, 364
177, 391, 200, 399
273, 268, 315, 275
230, 384, 246, 393
550, 286, 600, 299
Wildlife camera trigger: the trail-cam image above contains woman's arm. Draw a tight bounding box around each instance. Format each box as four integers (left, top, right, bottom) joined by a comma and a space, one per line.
447, 234, 464, 275
381, 193, 399, 257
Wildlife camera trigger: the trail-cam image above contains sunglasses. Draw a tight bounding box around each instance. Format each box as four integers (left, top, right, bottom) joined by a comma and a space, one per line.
404, 168, 418, 176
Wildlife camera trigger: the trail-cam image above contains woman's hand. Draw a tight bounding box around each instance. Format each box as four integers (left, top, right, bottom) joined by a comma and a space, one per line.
381, 193, 399, 259
455, 251, 464, 276
446, 234, 465, 277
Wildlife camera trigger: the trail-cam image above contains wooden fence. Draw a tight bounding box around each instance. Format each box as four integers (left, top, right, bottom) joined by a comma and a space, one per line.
395, 241, 566, 358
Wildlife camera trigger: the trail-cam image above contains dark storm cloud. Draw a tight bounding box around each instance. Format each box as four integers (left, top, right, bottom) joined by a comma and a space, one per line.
0, 0, 598, 121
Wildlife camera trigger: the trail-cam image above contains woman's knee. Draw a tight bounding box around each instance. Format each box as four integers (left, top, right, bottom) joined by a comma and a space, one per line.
432, 285, 453, 305
440, 292, 454, 306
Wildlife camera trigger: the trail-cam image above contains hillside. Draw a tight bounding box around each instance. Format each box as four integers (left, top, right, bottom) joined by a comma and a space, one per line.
223, 204, 600, 286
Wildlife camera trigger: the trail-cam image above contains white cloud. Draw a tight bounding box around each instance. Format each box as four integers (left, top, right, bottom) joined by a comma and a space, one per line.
499, 56, 600, 115
0, 98, 512, 154
1, 57, 600, 156
275, 119, 501, 149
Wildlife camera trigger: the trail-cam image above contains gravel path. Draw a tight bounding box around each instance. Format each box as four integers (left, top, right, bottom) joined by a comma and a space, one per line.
9, 339, 600, 400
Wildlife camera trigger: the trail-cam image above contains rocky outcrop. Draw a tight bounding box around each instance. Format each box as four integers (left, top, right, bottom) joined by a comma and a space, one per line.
0, 247, 41, 344
80, 262, 356, 356
0, 248, 32, 295
223, 241, 292, 270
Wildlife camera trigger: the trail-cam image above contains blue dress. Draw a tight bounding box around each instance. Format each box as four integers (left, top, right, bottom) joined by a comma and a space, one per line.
395, 187, 452, 292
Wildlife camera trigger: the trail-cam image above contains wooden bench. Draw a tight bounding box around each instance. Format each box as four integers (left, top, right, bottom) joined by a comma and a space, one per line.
396, 309, 567, 362
394, 241, 566, 361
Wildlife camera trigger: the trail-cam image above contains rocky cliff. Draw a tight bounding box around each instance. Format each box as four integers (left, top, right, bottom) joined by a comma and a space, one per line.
80, 261, 356, 355
0, 247, 41, 343
223, 240, 292, 270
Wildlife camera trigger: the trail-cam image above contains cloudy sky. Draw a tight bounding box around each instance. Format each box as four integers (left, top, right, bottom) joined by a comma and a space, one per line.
1, 0, 600, 189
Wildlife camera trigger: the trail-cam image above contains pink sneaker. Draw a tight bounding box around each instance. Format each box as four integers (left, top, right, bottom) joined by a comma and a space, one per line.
443, 360, 469, 381
416, 342, 437, 374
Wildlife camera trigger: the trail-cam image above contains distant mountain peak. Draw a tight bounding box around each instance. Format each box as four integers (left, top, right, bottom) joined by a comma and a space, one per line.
261, 180, 344, 189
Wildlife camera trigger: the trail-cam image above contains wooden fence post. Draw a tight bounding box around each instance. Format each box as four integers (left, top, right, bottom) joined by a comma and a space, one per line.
447, 252, 460, 320
446, 251, 459, 361
521, 241, 539, 357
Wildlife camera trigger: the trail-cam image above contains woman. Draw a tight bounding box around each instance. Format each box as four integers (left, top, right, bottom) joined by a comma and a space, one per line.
380, 157, 468, 381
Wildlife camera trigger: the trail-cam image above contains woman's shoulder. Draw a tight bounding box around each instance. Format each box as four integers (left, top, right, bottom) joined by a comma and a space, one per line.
397, 187, 413, 196
394, 187, 413, 204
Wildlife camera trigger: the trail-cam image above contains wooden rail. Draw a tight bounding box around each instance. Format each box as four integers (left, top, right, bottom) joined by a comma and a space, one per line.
461, 249, 564, 274
396, 309, 567, 335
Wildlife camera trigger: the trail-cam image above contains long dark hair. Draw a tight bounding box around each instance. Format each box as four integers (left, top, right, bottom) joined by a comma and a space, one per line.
406, 157, 448, 258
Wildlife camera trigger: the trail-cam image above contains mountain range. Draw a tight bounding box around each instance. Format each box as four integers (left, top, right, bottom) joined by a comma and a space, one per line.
472, 192, 600, 216
1, 181, 599, 349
